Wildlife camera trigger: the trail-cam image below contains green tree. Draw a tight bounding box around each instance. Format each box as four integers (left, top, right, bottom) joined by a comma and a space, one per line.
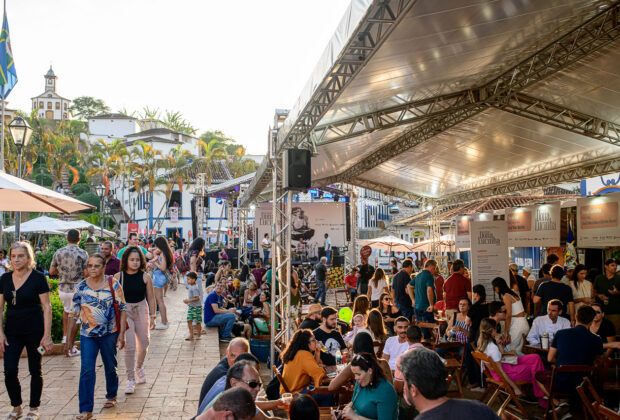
130, 141, 164, 221
162, 110, 197, 135
153, 145, 194, 230
69, 96, 110, 120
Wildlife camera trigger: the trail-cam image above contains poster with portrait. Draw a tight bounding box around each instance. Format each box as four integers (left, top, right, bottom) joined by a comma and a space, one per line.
470, 220, 509, 297
577, 192, 620, 247
256, 202, 346, 259
506, 203, 561, 247
455, 215, 472, 249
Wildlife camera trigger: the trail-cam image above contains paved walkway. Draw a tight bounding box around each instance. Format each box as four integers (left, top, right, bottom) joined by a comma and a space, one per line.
0, 286, 221, 419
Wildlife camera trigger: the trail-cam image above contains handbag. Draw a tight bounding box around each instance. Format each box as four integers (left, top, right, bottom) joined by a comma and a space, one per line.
107, 275, 123, 332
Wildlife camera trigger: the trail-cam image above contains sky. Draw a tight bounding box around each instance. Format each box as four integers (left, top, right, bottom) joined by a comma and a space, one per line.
6, 0, 352, 154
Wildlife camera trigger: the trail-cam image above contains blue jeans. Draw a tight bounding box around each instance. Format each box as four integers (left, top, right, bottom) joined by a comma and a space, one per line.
79, 333, 119, 413
263, 249, 270, 264
415, 309, 435, 339
316, 281, 326, 305
325, 250, 331, 264
397, 304, 414, 322
205, 313, 236, 339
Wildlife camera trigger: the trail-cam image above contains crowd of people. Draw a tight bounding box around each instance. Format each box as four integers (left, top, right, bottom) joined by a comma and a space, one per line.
1, 231, 620, 419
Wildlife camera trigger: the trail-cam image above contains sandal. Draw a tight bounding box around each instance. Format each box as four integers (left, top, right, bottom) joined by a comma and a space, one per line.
75, 413, 93, 420
4, 409, 22, 420
103, 399, 117, 408
23, 411, 39, 420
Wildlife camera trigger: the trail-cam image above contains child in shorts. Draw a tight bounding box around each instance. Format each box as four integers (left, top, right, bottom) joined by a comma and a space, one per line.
184, 272, 202, 341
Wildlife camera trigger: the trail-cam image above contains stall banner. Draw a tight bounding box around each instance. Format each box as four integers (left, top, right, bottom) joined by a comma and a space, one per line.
169, 207, 179, 223
256, 202, 347, 259
506, 203, 561, 247
577, 192, 620, 247
470, 220, 509, 297
456, 215, 472, 249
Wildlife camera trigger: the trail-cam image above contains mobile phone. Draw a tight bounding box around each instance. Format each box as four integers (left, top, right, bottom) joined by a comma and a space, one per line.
37, 346, 46, 355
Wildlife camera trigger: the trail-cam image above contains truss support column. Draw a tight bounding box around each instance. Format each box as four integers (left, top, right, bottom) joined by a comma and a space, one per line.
346, 184, 359, 267
195, 174, 206, 241
269, 136, 292, 368
429, 203, 441, 259
238, 206, 248, 267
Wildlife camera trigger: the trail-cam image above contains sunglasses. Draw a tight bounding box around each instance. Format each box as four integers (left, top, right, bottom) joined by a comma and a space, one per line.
87, 264, 103, 269
241, 379, 262, 389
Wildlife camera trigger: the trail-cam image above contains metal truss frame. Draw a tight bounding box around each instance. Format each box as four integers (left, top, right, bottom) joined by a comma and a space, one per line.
194, 174, 207, 239
439, 155, 620, 205
269, 134, 293, 367
277, 0, 416, 152
317, 176, 427, 203
317, 3, 620, 185
237, 206, 249, 267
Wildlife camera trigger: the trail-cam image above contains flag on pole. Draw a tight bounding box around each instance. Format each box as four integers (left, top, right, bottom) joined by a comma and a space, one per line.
0, 2, 17, 99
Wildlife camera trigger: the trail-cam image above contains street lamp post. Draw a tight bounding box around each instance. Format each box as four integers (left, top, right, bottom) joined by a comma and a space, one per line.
9, 117, 33, 241
95, 184, 105, 239
144, 200, 151, 236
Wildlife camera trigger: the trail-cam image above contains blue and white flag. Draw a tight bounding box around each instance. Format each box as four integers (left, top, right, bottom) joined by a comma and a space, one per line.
0, 2, 17, 99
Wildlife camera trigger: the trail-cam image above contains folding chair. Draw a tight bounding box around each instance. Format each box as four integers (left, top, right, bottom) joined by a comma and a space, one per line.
415, 321, 441, 345
543, 364, 594, 420
471, 350, 529, 419
594, 401, 620, 420
334, 288, 350, 308
435, 341, 466, 397
577, 377, 603, 420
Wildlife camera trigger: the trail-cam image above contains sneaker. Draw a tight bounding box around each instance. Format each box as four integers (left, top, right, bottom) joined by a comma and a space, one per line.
125, 379, 136, 394
135, 368, 146, 384
155, 322, 169, 330
68, 346, 80, 357
62, 336, 67, 344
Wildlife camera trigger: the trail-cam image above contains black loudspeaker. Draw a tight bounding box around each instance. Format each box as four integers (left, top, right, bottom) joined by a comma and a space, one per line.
345, 203, 351, 242
285, 149, 311, 190
333, 255, 344, 267
190, 198, 197, 239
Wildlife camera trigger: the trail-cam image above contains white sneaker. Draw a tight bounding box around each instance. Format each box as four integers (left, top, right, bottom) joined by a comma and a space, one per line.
61, 336, 67, 344
135, 368, 146, 384
68, 346, 80, 357
125, 379, 136, 394
154, 322, 169, 330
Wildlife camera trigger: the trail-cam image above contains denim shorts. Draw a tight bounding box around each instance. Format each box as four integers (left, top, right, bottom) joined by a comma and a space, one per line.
152, 270, 168, 289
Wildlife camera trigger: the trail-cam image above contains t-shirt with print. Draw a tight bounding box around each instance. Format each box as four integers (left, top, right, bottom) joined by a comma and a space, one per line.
187, 283, 201, 307
382, 336, 411, 371
0, 270, 50, 336
51, 244, 88, 293
72, 278, 126, 337
416, 399, 499, 420
313, 327, 346, 366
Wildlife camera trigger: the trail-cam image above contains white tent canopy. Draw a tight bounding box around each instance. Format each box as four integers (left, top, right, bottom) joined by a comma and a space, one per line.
409, 235, 455, 253
4, 216, 116, 238
358, 235, 416, 253
0, 170, 93, 213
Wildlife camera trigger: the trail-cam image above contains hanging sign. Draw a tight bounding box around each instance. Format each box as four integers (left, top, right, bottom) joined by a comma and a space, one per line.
456, 216, 472, 249
169, 207, 179, 223
506, 203, 561, 247
470, 220, 509, 297
577, 192, 620, 247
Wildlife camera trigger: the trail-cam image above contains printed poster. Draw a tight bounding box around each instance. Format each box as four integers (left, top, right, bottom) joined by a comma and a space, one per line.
456, 216, 471, 249
506, 203, 561, 247
577, 192, 620, 247
470, 220, 509, 297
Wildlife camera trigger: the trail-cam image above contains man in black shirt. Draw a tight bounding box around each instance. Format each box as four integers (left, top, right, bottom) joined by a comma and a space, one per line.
401, 348, 499, 420
198, 338, 249, 404
313, 307, 346, 367
299, 303, 322, 330
314, 257, 327, 305
534, 265, 574, 323
357, 262, 375, 296
391, 260, 414, 321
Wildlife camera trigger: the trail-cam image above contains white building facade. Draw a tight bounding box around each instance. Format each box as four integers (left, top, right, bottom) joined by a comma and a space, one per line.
31, 67, 72, 121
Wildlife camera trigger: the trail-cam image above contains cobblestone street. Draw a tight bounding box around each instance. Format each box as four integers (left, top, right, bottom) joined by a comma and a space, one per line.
0, 286, 220, 419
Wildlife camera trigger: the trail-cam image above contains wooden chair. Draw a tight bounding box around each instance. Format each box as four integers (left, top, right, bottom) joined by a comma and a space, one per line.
594, 402, 620, 420
543, 364, 594, 420
415, 321, 442, 345
334, 288, 350, 307
599, 356, 620, 395
577, 377, 603, 420
272, 364, 291, 393
471, 350, 529, 419
435, 341, 466, 397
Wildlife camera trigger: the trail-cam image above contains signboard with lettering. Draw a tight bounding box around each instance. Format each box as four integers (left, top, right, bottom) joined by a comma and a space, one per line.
470, 220, 509, 296
456, 216, 472, 249
581, 173, 620, 196
577, 192, 620, 247
506, 203, 561, 247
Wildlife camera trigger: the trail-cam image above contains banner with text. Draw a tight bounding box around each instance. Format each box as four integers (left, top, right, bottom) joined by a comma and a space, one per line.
577, 192, 620, 247
470, 220, 509, 297
456, 216, 472, 249
506, 203, 561, 247
256, 202, 346, 259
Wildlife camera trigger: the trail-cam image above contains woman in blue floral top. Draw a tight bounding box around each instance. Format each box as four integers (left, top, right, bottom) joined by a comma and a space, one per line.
66, 254, 126, 420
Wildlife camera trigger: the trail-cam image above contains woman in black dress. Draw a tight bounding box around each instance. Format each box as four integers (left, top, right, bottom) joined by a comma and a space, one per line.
0, 241, 53, 420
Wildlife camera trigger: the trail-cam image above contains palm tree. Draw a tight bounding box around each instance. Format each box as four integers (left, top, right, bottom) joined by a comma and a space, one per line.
195, 137, 228, 186
130, 141, 164, 230
227, 144, 258, 177
108, 144, 134, 222
162, 110, 197, 135
152, 145, 194, 230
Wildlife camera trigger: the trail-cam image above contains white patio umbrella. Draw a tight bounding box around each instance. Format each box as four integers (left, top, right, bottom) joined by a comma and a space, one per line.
3, 215, 68, 234
0, 171, 94, 213
64, 220, 117, 238
358, 235, 416, 253
409, 234, 455, 253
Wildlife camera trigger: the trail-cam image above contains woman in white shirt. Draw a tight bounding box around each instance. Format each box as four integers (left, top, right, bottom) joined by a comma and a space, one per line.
477, 318, 546, 407
570, 264, 593, 311
367, 268, 388, 308
492, 277, 530, 354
